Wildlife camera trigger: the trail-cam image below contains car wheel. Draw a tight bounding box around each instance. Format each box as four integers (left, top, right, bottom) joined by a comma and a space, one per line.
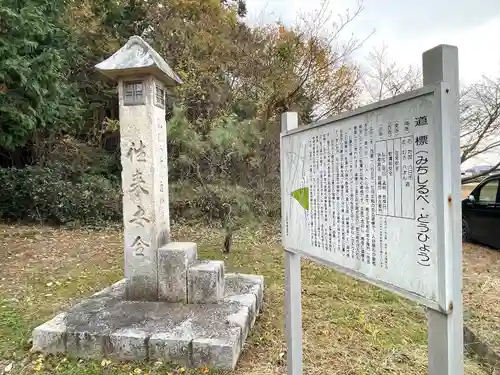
462, 218, 470, 242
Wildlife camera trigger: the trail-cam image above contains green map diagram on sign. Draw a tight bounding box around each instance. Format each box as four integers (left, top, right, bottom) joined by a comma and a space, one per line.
291, 187, 309, 210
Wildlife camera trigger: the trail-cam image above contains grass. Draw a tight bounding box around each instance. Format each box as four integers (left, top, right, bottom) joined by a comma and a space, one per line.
0, 222, 493, 375
463, 242, 500, 358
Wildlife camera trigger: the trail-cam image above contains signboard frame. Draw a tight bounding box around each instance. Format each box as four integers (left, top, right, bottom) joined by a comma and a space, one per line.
280, 44, 463, 375
281, 83, 450, 313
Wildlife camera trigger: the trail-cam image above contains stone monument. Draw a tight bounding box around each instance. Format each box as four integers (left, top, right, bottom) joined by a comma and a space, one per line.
30, 36, 264, 370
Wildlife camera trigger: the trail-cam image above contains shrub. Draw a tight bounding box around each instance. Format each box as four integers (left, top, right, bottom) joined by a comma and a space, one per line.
170, 181, 253, 223
169, 180, 280, 224
0, 165, 121, 226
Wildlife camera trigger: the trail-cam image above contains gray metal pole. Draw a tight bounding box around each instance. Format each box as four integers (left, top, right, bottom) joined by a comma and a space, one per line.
422, 45, 464, 375
281, 112, 303, 375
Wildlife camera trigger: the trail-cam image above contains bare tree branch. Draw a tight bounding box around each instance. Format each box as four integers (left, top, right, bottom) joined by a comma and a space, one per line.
362, 46, 500, 183
461, 159, 500, 184
361, 44, 422, 103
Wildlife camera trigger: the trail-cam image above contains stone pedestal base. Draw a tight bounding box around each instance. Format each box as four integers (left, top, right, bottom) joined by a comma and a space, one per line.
31, 274, 263, 370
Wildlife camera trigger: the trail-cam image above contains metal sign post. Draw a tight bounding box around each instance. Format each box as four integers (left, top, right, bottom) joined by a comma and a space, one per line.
423, 45, 464, 375
281, 112, 303, 375
280, 45, 463, 375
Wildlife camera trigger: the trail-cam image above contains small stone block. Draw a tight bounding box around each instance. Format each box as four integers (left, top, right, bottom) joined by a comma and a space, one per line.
108, 328, 148, 360
31, 313, 67, 354
192, 328, 241, 370
158, 242, 197, 303
149, 332, 192, 365
188, 261, 224, 304
240, 274, 264, 312
226, 293, 258, 330
225, 306, 251, 343
225, 273, 264, 313
66, 331, 106, 359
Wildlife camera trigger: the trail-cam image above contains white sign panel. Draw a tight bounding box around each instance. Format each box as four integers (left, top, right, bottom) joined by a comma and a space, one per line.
281, 84, 450, 311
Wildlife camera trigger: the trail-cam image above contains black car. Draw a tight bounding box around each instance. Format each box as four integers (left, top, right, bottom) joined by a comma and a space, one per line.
462, 173, 500, 249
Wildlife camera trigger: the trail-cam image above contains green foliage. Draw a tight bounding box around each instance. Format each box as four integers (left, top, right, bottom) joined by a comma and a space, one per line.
0, 0, 82, 150
170, 181, 252, 222
168, 105, 261, 179
0, 299, 30, 357
0, 164, 121, 226
167, 106, 269, 226
35, 135, 120, 177
0, 0, 362, 225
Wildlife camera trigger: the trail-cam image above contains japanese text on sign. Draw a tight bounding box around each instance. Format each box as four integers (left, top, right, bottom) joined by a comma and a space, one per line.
281, 87, 443, 308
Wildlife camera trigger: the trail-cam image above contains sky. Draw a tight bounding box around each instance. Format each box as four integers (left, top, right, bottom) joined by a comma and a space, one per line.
246, 0, 500, 85
246, 0, 500, 168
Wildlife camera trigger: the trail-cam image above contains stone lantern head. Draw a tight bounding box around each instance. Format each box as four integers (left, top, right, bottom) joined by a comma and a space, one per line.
95, 35, 182, 108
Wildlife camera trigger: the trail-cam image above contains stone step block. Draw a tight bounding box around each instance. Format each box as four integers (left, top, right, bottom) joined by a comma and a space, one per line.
31, 313, 67, 354
108, 328, 149, 361
224, 303, 252, 344
224, 273, 264, 315
158, 242, 197, 303
188, 261, 225, 304
149, 319, 193, 366
67, 331, 106, 359
192, 327, 242, 370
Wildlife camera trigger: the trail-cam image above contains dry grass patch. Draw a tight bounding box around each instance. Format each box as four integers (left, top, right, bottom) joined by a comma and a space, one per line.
0, 223, 490, 375
463, 242, 500, 360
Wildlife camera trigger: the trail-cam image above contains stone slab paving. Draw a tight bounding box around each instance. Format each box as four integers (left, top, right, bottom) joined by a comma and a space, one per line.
31, 274, 264, 370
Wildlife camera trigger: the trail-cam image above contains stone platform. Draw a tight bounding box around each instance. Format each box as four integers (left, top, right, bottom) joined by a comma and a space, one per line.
31, 273, 263, 370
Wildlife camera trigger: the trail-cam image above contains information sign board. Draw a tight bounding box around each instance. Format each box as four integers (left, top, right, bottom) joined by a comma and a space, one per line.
281, 84, 451, 311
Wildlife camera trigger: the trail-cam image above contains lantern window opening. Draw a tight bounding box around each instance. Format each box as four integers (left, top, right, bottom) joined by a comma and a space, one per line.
155, 83, 165, 108
124, 81, 145, 105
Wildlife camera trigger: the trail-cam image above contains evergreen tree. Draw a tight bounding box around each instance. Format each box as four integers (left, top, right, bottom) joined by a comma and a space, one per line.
0, 0, 81, 150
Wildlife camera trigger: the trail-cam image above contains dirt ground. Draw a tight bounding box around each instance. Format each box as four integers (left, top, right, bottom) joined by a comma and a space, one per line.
459, 183, 500, 358
0, 221, 497, 375
463, 241, 500, 358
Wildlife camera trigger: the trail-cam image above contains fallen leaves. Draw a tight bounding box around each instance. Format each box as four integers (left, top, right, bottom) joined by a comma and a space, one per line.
32, 355, 44, 371
0, 223, 494, 375
100, 359, 112, 367
3, 362, 13, 373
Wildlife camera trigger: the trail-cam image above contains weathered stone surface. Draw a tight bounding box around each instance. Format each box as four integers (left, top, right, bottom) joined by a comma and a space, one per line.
188, 261, 225, 304
192, 327, 242, 370
149, 319, 194, 365
225, 273, 264, 313
67, 331, 106, 359
91, 279, 126, 299
31, 313, 67, 354
158, 242, 197, 303
225, 293, 258, 329
95, 36, 183, 86
31, 273, 264, 369
225, 300, 252, 342
124, 275, 158, 302
118, 73, 170, 302
108, 328, 149, 360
